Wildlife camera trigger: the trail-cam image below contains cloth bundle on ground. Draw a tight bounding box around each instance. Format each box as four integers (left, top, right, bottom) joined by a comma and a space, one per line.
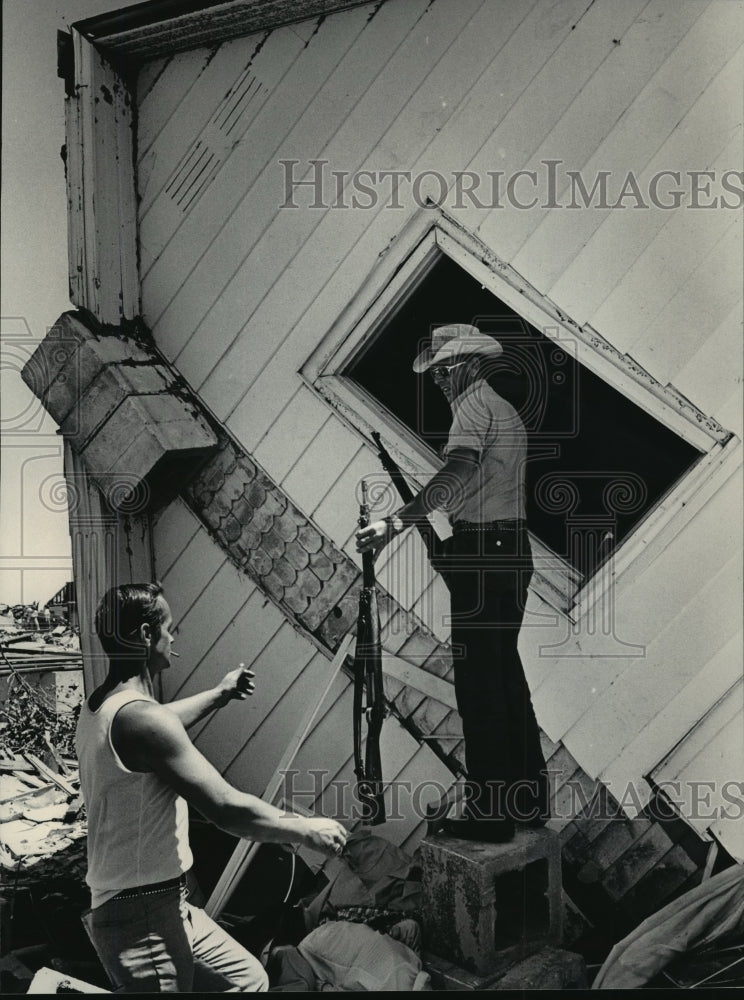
324, 829, 422, 911
269, 921, 430, 991
593, 863, 744, 989
266, 830, 430, 990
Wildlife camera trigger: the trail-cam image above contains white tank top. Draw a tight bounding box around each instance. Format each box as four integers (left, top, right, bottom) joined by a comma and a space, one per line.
75, 689, 193, 908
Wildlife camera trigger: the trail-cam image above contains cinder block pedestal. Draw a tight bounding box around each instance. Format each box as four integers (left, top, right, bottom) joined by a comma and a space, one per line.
420, 828, 563, 976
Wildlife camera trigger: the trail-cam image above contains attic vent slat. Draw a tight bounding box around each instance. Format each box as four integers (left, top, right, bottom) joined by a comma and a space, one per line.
163, 68, 270, 214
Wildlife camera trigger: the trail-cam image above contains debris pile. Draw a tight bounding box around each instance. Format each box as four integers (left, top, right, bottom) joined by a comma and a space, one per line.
1, 602, 82, 759
0, 752, 85, 877
0, 603, 91, 990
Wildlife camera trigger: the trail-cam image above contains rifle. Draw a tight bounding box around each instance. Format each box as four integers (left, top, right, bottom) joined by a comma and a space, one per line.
352, 481, 386, 825
371, 431, 451, 591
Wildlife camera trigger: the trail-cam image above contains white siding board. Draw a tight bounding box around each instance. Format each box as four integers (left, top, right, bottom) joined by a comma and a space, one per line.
655, 696, 742, 788
146, 3, 398, 362
253, 384, 331, 484
532, 468, 742, 740
378, 726, 452, 847
288, 16, 325, 44
395, 746, 457, 854
475, 0, 707, 265
311, 753, 358, 828
563, 549, 742, 779
554, 59, 742, 337
282, 415, 361, 515
222, 0, 540, 449
139, 29, 304, 277
158, 523, 226, 620
193, 617, 313, 772
311, 444, 379, 575
714, 378, 744, 440
162, 561, 258, 702
308, 442, 372, 533
518, 591, 569, 693
411, 572, 451, 643
225, 648, 331, 795
655, 694, 743, 851
177, 586, 285, 741
290, 677, 355, 795
376, 530, 438, 625
513, 1, 744, 299
415, 0, 594, 239
152, 496, 203, 579
673, 302, 743, 420
137, 45, 219, 171
631, 217, 743, 384
197, 0, 484, 420
472, 0, 651, 250
135, 55, 172, 105
602, 628, 743, 810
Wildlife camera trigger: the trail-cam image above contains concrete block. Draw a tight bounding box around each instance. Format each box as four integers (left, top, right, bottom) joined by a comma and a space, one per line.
424, 946, 587, 991
81, 393, 217, 509
21, 311, 151, 424
423, 952, 500, 991
420, 828, 563, 976
492, 946, 587, 990
60, 362, 173, 449
36, 669, 84, 714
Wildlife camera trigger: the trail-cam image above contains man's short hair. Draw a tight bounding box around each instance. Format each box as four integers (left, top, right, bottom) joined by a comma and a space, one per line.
95, 582, 165, 660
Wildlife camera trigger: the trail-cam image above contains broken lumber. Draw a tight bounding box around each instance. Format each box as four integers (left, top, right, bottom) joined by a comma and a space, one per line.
23, 755, 77, 797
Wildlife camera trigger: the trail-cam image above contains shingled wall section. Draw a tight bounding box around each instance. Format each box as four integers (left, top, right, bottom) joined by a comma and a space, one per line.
183, 433, 467, 776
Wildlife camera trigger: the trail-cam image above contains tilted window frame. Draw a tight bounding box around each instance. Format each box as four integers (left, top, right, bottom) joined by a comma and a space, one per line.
301, 207, 737, 619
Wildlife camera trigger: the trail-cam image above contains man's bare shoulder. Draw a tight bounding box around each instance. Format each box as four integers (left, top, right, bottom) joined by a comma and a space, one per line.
113, 698, 187, 756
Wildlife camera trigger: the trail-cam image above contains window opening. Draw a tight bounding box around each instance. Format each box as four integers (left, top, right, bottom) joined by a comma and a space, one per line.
346, 254, 702, 580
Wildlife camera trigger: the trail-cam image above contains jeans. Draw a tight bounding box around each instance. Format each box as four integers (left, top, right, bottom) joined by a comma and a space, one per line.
446, 525, 549, 823
81, 882, 268, 993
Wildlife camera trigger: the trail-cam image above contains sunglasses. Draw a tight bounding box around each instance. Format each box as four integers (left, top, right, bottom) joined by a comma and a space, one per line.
429, 362, 467, 380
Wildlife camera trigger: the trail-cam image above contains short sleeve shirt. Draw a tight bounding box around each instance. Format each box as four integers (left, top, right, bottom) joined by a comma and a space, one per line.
441, 379, 527, 523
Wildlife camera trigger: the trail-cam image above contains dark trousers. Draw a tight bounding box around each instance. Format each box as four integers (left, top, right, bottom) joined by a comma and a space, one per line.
446, 525, 549, 823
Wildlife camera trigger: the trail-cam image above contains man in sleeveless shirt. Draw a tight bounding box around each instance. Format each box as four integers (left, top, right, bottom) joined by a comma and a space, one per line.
76, 582, 348, 992
356, 324, 549, 843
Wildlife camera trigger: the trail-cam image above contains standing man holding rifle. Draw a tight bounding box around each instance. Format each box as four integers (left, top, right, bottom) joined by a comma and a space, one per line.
357, 324, 548, 843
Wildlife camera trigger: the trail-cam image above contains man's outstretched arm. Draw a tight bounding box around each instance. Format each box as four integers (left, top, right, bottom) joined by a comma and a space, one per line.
168, 665, 256, 729
112, 701, 348, 856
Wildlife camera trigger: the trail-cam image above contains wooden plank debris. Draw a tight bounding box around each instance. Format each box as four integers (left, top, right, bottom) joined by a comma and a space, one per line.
42, 736, 72, 777
24, 754, 78, 798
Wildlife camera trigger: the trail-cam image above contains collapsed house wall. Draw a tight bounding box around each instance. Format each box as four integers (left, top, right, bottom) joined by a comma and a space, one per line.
132, 0, 743, 861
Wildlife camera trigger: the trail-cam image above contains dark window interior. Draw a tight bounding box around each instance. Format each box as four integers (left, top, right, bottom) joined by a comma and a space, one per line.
346, 254, 701, 579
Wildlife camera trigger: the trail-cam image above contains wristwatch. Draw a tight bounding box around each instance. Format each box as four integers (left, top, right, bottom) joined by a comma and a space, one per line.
384, 513, 405, 536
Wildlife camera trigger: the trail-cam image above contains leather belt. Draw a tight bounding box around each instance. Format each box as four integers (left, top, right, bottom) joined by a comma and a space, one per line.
452, 519, 527, 532
113, 874, 186, 901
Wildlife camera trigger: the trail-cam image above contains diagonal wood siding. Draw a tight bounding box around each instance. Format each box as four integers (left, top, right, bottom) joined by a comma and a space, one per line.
139, 0, 743, 860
